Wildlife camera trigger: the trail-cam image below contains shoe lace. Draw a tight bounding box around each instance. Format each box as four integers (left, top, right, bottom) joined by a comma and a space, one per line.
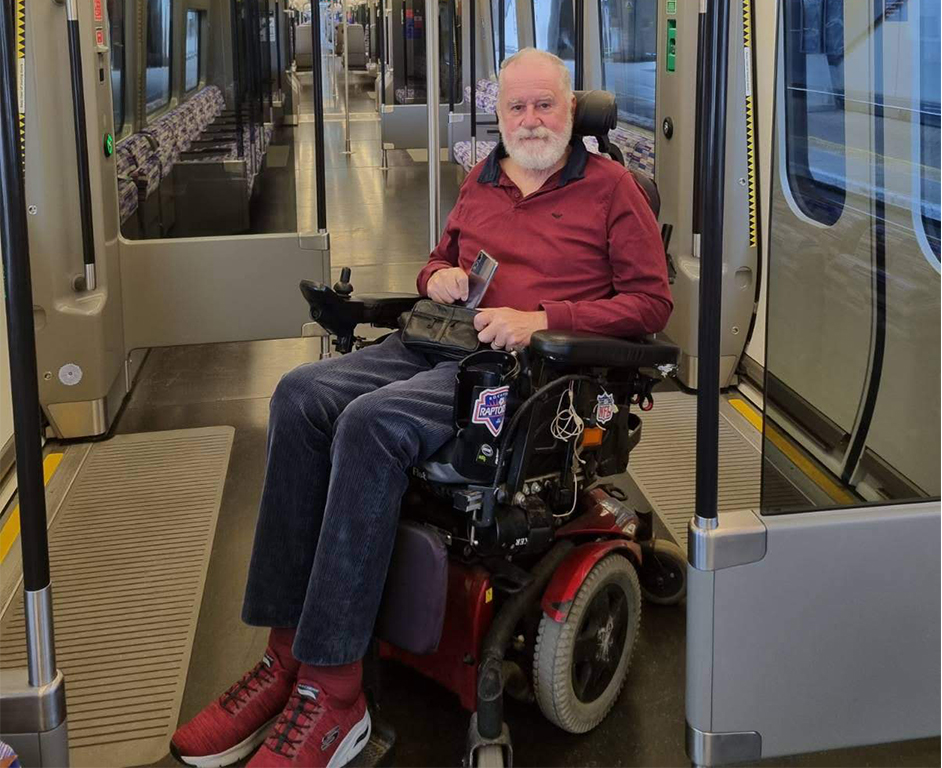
219, 655, 277, 714
265, 690, 323, 757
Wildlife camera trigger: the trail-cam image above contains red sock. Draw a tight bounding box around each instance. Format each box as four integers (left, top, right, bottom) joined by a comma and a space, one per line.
267, 627, 301, 674
298, 660, 363, 706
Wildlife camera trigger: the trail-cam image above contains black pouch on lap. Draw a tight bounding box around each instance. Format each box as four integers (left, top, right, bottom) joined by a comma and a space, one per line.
399, 299, 482, 360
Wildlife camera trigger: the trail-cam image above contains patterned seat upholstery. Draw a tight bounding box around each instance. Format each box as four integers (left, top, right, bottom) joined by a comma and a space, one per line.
463, 79, 499, 114
114, 85, 240, 223
452, 125, 655, 180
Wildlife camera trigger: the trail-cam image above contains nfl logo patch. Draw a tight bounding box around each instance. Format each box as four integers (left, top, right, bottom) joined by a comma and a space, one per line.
472, 386, 510, 437
596, 392, 616, 424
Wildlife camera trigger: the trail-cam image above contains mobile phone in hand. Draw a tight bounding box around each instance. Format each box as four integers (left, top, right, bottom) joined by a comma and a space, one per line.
462, 251, 499, 309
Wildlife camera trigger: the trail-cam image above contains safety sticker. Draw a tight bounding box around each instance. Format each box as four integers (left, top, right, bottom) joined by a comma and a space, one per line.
472, 386, 509, 438
596, 392, 617, 424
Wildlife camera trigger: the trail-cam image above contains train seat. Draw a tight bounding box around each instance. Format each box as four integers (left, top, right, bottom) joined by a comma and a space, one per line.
463, 78, 499, 113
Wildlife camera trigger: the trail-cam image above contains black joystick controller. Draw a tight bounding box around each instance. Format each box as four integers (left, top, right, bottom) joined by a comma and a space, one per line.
333, 267, 354, 298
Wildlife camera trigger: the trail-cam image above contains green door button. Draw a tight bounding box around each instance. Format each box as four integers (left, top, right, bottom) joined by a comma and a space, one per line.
666, 20, 677, 72
103, 132, 114, 158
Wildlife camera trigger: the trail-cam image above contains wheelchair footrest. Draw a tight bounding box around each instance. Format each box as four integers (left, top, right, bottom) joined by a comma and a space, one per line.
348, 711, 396, 768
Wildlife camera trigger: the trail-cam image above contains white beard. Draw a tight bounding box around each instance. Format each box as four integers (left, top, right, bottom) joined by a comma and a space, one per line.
500, 109, 574, 171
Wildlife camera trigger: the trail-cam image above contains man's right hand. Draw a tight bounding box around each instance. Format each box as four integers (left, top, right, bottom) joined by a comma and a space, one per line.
426, 267, 469, 304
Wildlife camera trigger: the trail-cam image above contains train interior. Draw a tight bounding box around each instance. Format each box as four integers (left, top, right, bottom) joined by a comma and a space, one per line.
0, 0, 939, 766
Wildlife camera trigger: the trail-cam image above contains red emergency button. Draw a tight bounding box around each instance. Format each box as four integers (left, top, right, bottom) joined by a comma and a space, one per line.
95, 28, 105, 47
94, 0, 103, 21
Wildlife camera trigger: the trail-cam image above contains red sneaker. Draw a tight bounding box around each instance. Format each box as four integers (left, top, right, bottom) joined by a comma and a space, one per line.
246, 682, 371, 767
170, 650, 299, 767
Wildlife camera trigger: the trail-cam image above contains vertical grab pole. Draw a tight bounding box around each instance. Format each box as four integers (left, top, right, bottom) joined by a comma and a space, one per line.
693, 0, 730, 530
573, 0, 584, 90
0, 0, 60, 694
275, 1, 283, 96
231, 0, 245, 158
310, 0, 328, 230
498, 0, 505, 64
343, 0, 352, 152
65, 0, 96, 292
470, 0, 477, 163
379, 0, 386, 104
425, 0, 441, 249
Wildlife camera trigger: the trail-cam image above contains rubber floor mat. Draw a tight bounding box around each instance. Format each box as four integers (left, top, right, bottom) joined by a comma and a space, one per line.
0, 427, 234, 767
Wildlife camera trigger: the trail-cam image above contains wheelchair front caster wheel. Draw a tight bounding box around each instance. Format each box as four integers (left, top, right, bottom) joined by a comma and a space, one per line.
637, 539, 687, 605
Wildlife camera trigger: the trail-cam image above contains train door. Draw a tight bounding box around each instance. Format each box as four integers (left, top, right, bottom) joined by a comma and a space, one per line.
685, 1, 940, 762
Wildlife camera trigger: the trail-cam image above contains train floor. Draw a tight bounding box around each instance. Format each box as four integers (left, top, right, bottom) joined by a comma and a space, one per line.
3, 55, 937, 768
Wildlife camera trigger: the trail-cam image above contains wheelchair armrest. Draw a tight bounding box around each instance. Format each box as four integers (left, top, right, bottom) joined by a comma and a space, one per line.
299, 280, 421, 337
529, 330, 679, 370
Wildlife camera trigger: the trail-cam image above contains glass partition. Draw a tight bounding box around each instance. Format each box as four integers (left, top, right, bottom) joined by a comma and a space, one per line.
107, 0, 126, 136
597, 0, 656, 130
185, 10, 202, 92
491, 0, 519, 66
145, 0, 172, 114
762, 0, 940, 513
533, 0, 575, 82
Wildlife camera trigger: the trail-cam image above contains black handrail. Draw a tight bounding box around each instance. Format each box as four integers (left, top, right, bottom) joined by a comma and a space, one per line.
309, 0, 328, 230
275, 1, 283, 93
230, 0, 245, 158
498, 0, 505, 65
0, 0, 51, 593
448, 0, 456, 110
470, 0, 476, 146
65, 0, 96, 290
574, 0, 584, 90
262, 0, 273, 106
379, 0, 386, 105
694, 0, 731, 522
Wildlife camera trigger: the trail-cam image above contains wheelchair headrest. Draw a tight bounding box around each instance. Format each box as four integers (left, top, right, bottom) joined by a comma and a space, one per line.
572, 90, 618, 137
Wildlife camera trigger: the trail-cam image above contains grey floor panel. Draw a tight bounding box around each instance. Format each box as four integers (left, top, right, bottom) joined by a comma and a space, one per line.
0, 428, 233, 768
627, 392, 803, 547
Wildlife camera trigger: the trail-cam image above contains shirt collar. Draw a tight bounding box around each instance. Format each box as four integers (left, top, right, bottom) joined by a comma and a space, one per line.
477, 137, 589, 188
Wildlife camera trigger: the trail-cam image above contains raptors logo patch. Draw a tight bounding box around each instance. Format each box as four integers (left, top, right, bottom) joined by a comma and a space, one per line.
472, 386, 510, 437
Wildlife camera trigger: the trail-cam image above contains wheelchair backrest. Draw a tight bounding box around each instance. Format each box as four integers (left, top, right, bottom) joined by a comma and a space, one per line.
572, 90, 660, 218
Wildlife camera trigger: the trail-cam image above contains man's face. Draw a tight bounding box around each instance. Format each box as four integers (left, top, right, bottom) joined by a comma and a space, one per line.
497, 58, 575, 171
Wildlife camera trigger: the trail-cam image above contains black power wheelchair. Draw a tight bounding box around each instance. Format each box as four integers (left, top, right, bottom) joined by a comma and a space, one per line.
299, 91, 686, 767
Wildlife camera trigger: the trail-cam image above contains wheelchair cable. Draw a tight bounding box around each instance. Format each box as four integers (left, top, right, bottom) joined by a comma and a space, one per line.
493, 374, 597, 484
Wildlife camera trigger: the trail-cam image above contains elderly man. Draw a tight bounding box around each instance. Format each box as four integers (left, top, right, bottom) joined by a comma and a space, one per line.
170, 48, 671, 768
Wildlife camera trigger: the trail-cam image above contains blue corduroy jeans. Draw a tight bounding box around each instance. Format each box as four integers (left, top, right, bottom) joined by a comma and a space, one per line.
242, 332, 459, 665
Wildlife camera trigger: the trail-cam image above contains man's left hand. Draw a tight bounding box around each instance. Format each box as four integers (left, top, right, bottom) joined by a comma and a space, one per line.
474, 309, 548, 350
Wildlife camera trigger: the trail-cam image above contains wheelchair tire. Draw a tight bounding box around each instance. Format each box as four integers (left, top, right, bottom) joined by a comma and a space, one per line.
532, 554, 641, 734
637, 539, 687, 605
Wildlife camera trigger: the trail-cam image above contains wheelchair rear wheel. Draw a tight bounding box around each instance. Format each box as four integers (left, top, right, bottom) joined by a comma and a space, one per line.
532, 554, 641, 733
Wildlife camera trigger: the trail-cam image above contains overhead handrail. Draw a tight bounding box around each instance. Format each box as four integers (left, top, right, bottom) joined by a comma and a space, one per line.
693, 0, 731, 527
65, 0, 96, 291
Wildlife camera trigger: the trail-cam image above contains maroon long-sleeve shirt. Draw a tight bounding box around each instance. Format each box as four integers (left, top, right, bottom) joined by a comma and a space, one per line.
416, 141, 673, 337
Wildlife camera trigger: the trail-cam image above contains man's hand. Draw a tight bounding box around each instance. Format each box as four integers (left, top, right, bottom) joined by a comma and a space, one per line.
427, 267, 469, 304
474, 308, 548, 350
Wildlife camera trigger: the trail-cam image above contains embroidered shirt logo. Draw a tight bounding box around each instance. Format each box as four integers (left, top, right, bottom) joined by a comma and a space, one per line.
551, 212, 563, 219
472, 386, 510, 437
322, 726, 342, 751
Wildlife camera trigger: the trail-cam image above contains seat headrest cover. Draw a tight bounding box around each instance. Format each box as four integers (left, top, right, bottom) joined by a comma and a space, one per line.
572, 90, 618, 137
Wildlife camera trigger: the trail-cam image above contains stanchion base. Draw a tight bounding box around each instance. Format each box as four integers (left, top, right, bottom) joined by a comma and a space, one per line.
1, 668, 69, 767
